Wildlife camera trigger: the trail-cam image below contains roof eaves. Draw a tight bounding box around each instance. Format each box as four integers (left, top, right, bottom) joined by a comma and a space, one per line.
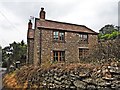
38, 27, 99, 35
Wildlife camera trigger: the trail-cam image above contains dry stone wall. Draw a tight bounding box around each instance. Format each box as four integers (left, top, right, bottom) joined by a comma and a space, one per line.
14, 62, 120, 90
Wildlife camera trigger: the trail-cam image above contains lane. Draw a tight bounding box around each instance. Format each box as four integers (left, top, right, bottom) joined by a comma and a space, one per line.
0, 71, 3, 90
0, 69, 6, 90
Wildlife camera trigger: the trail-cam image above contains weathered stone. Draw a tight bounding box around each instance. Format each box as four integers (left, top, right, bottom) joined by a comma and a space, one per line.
97, 69, 101, 73
65, 85, 69, 88
98, 82, 111, 87
42, 81, 47, 86
42, 73, 45, 77
60, 75, 67, 79
55, 84, 60, 88
47, 77, 54, 83
83, 78, 92, 83
110, 68, 120, 75
54, 80, 62, 85
70, 86, 76, 89
44, 77, 48, 81
70, 73, 76, 77
73, 80, 86, 89
87, 85, 96, 90
61, 84, 66, 88
48, 83, 54, 88
96, 78, 107, 86
112, 80, 120, 84
102, 77, 115, 81
79, 73, 88, 78
71, 77, 76, 80
103, 87, 112, 90
62, 80, 71, 85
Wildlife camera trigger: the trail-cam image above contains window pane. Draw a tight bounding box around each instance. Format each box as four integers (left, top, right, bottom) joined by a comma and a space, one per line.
54, 35, 58, 40
60, 51, 65, 61
79, 48, 89, 58
79, 34, 83, 39
79, 49, 83, 57
79, 34, 88, 43
53, 51, 65, 62
54, 32, 58, 35
53, 51, 58, 61
53, 31, 59, 40
83, 35, 87, 39
60, 32, 64, 41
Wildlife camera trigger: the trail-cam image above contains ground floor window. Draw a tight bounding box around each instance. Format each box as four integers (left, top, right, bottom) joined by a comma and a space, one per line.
79, 48, 89, 58
53, 51, 65, 62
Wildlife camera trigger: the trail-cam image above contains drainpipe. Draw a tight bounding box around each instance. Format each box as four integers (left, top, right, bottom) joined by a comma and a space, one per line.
39, 29, 42, 65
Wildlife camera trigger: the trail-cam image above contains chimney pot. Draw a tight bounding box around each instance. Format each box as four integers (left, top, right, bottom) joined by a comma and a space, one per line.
40, 7, 46, 19
28, 20, 32, 29
41, 7, 44, 11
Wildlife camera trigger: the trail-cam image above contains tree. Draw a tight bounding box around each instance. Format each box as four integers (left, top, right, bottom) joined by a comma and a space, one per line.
2, 41, 27, 68
99, 25, 120, 40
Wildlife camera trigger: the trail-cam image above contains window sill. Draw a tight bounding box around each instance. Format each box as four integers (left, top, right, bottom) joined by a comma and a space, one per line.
53, 40, 66, 43
78, 42, 89, 44
78, 40, 89, 44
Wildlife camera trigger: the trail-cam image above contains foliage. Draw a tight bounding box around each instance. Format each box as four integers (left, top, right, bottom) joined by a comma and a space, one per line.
99, 31, 120, 40
99, 25, 120, 40
2, 40, 27, 68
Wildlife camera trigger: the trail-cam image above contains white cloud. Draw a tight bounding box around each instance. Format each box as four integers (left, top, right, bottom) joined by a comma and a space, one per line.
0, 0, 119, 47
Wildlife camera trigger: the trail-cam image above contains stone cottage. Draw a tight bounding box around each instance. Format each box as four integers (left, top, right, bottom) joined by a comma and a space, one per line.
27, 8, 98, 65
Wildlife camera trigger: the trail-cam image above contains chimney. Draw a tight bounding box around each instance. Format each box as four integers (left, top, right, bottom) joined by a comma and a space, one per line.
28, 20, 32, 29
40, 7, 46, 19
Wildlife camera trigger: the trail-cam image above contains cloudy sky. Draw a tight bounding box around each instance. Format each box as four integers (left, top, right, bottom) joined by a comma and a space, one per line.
0, 0, 119, 47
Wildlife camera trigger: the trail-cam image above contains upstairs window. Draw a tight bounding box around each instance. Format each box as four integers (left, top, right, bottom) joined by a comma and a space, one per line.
53, 31, 59, 40
53, 51, 65, 62
53, 31, 65, 41
79, 34, 88, 43
60, 32, 65, 41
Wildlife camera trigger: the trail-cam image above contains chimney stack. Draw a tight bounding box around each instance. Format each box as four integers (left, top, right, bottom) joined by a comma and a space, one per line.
40, 7, 46, 19
28, 20, 32, 29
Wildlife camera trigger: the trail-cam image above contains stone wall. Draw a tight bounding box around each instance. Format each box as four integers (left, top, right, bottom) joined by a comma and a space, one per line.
40, 29, 98, 63
33, 28, 41, 65
11, 61, 120, 90
88, 34, 98, 48
27, 39, 34, 64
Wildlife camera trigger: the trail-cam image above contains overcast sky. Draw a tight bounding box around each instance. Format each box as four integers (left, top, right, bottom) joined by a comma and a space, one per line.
0, 0, 119, 48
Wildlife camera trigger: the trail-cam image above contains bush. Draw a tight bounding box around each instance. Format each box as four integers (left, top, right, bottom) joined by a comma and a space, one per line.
87, 39, 120, 63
